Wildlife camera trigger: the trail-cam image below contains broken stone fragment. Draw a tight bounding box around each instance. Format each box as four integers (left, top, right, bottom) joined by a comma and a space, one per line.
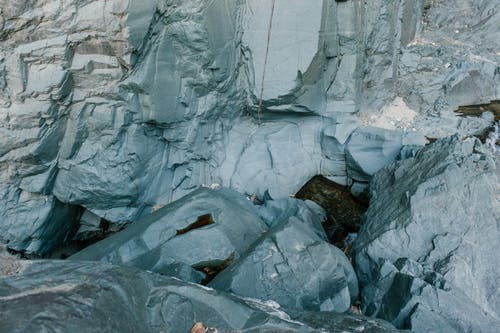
209, 216, 358, 313
70, 187, 268, 283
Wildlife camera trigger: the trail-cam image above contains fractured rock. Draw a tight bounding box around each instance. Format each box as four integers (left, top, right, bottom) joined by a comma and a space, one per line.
209, 216, 358, 313
0, 260, 401, 333
354, 135, 500, 332
70, 187, 267, 284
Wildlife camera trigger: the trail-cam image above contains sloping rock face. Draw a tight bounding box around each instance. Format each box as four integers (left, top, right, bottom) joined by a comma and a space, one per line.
209, 216, 358, 313
70, 188, 268, 283
0, 0, 498, 255
0, 259, 402, 333
353, 136, 500, 332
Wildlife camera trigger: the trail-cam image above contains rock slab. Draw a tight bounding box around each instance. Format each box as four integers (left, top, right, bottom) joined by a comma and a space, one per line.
0, 259, 402, 333
354, 136, 500, 332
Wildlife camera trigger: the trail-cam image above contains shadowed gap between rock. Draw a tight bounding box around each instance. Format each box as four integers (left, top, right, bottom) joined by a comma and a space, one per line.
456, 100, 500, 121
193, 252, 235, 285
176, 214, 214, 236
295, 175, 368, 252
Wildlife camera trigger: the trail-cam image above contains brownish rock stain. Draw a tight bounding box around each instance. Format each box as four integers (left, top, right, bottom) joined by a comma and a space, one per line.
295, 175, 367, 248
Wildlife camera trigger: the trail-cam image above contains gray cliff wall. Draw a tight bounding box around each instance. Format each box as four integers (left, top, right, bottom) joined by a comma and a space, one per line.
0, 0, 498, 254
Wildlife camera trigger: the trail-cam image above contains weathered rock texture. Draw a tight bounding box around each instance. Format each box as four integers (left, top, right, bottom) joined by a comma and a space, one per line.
353, 136, 500, 332
70, 188, 268, 283
0, 259, 402, 333
209, 216, 359, 313
0, 0, 498, 255
71, 187, 360, 313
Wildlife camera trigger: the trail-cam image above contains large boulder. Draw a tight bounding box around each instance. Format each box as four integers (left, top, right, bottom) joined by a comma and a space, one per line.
353, 136, 500, 332
70, 187, 268, 283
209, 216, 358, 313
0, 259, 402, 333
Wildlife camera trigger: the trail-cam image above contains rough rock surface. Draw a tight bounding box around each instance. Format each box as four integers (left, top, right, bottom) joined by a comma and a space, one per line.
70, 187, 268, 283
209, 216, 359, 313
0, 259, 402, 333
0, 1, 497, 258
72, 187, 359, 313
353, 136, 500, 332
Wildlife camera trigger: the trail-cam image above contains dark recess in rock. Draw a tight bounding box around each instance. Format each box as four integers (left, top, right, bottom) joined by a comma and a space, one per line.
176, 213, 214, 236
456, 100, 500, 121
193, 252, 234, 285
295, 175, 367, 248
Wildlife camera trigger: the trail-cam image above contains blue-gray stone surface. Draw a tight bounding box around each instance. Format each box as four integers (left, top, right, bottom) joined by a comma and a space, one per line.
2, 0, 498, 254
70, 187, 268, 283
354, 136, 500, 332
0, 258, 402, 333
209, 216, 359, 313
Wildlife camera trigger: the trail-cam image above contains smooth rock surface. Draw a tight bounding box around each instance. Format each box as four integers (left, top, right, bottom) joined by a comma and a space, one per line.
354, 136, 500, 332
345, 126, 426, 182
209, 216, 359, 313
0, 259, 402, 333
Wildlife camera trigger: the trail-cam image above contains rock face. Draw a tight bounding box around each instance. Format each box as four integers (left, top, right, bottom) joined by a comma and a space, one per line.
353, 136, 500, 332
0, 0, 497, 259
0, 259, 402, 333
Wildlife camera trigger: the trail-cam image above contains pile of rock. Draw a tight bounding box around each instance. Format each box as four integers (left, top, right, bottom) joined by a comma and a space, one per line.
1, 188, 397, 332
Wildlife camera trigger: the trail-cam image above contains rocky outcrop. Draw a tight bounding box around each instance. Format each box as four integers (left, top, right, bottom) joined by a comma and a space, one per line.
0, 259, 402, 333
0, 1, 497, 258
353, 136, 500, 332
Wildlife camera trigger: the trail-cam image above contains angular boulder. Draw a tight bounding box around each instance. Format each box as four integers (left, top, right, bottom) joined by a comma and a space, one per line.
209, 216, 358, 313
70, 187, 268, 283
354, 136, 500, 332
256, 197, 327, 237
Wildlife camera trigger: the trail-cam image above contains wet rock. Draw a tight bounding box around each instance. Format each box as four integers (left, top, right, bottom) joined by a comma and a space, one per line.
209, 216, 358, 313
354, 136, 500, 332
70, 187, 268, 283
295, 175, 367, 246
